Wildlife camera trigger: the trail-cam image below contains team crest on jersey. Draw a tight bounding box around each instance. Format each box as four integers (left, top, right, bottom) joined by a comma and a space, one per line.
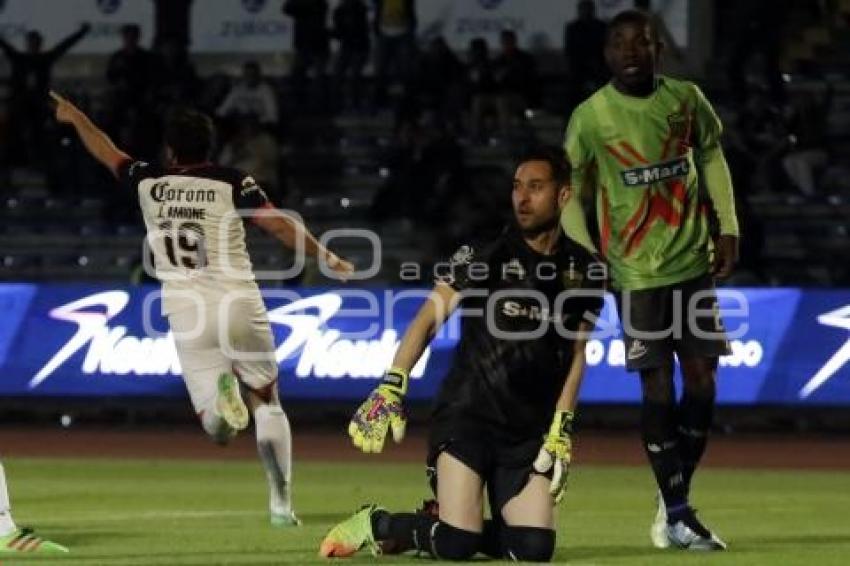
667, 111, 690, 140
240, 176, 268, 200
450, 245, 474, 266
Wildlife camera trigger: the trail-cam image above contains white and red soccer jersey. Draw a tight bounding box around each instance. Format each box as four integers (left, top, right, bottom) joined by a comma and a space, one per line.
119, 160, 271, 314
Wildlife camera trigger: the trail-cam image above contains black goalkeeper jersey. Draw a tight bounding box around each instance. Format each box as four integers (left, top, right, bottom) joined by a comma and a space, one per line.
431, 226, 606, 442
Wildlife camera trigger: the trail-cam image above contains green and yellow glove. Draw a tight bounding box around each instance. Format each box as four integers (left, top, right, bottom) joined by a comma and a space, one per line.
532, 410, 574, 504
348, 368, 408, 454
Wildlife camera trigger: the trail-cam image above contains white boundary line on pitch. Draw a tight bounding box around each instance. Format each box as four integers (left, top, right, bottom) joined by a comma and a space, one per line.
31, 509, 267, 523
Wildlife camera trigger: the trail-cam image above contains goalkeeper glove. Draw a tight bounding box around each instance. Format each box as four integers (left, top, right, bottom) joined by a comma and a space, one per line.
348, 367, 408, 454
532, 410, 574, 504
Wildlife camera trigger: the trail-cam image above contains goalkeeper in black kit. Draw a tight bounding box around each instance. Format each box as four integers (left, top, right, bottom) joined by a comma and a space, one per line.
318, 147, 606, 562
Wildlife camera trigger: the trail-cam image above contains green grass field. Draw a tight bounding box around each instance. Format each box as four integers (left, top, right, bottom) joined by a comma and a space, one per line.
3, 457, 850, 565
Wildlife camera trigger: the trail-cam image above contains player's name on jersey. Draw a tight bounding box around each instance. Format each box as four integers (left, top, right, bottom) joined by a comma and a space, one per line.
150, 183, 217, 204
157, 206, 207, 220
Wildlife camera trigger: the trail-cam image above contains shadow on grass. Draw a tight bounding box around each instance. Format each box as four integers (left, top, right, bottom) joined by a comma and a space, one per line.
735, 533, 850, 546
555, 545, 663, 561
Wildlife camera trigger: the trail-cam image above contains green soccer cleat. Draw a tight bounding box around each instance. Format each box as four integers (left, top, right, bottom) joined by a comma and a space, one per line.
271, 510, 302, 527
318, 504, 382, 558
0, 528, 69, 554
216, 372, 250, 431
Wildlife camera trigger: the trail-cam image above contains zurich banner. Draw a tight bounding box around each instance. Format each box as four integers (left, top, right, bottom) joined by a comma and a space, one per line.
0, 284, 848, 405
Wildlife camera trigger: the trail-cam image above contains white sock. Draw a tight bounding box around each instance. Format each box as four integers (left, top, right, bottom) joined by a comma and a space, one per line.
0, 462, 18, 536
253, 403, 293, 515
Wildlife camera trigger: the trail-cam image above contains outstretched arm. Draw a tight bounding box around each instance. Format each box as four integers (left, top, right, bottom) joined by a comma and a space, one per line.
51, 91, 130, 177
252, 203, 354, 280
48, 23, 91, 60
0, 35, 19, 59
390, 282, 461, 374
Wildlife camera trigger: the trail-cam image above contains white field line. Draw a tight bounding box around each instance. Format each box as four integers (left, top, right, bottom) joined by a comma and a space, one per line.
32, 509, 267, 524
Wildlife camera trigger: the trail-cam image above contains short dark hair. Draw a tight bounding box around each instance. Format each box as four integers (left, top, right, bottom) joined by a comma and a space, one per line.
164, 108, 215, 164
606, 9, 659, 44
516, 146, 571, 188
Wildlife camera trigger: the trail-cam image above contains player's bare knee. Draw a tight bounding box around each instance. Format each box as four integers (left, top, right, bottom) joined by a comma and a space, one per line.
432, 522, 481, 561
501, 526, 555, 562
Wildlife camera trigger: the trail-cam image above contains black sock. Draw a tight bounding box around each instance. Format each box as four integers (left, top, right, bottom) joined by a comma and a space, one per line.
677, 393, 715, 492
371, 511, 485, 559
641, 400, 688, 516
371, 511, 434, 554
480, 519, 502, 558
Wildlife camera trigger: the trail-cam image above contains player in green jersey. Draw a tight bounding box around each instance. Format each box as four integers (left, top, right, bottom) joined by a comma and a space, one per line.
561, 9, 738, 551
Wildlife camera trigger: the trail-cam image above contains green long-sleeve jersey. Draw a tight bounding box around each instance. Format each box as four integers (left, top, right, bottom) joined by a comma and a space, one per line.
561, 76, 738, 291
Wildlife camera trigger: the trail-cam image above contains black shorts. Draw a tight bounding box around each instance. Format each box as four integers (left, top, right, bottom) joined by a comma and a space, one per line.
426, 419, 549, 518
615, 273, 731, 372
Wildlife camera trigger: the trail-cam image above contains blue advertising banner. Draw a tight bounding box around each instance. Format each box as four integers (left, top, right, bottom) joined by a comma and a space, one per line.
0, 284, 848, 405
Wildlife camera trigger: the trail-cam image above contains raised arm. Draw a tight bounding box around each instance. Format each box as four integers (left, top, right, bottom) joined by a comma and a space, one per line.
252, 203, 354, 280
48, 23, 91, 60
51, 91, 130, 177
0, 35, 19, 59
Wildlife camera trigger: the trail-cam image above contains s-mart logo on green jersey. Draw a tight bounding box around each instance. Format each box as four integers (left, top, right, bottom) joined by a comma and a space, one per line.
620, 157, 690, 187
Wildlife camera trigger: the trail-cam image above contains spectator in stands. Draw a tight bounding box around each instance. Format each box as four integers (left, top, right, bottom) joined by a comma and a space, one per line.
219, 113, 282, 203
0, 23, 90, 168
152, 0, 193, 51
332, 0, 371, 111
283, 0, 330, 108
155, 37, 200, 109
782, 88, 832, 196
493, 30, 539, 135
563, 0, 608, 111
402, 36, 465, 133
466, 37, 499, 143
726, 0, 790, 105
217, 62, 279, 128
371, 118, 464, 224
734, 89, 791, 193
106, 25, 157, 133
373, 0, 417, 107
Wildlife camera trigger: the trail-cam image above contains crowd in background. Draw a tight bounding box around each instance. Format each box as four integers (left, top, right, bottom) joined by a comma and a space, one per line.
0, 0, 848, 281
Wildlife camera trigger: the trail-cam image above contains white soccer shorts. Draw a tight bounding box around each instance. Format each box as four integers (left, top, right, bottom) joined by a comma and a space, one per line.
167, 294, 278, 415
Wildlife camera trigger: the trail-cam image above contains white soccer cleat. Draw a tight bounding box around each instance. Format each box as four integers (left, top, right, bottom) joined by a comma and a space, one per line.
271, 509, 302, 527
215, 372, 250, 431
650, 491, 671, 548
665, 507, 727, 551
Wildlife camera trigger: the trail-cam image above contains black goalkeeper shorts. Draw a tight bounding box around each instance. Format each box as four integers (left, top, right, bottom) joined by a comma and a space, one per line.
426, 419, 550, 518
614, 272, 731, 372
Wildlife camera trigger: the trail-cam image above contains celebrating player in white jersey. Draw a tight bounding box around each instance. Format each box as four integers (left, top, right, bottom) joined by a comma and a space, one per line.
51, 91, 354, 527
